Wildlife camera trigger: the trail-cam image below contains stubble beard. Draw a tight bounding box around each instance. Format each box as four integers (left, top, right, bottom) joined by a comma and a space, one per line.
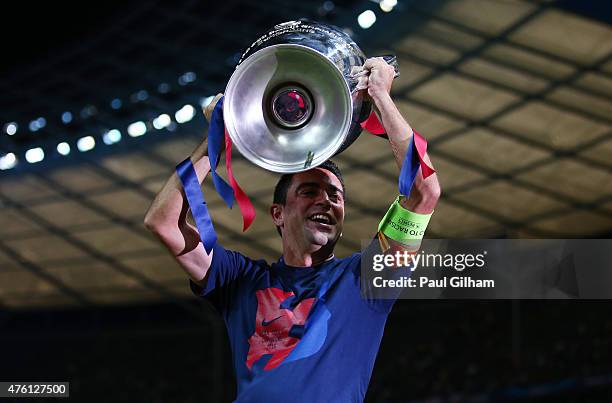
304, 221, 341, 251
306, 228, 330, 247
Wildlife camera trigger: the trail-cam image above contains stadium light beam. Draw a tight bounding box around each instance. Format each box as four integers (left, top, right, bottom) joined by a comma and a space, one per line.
4, 122, 17, 135
358, 10, 376, 29
25, 147, 44, 163
29, 120, 39, 132
61, 111, 73, 124
57, 142, 71, 155
380, 0, 397, 12
111, 98, 123, 110
0, 153, 17, 170
103, 129, 122, 145
153, 114, 172, 130
175, 104, 196, 123
128, 121, 147, 137
77, 136, 95, 152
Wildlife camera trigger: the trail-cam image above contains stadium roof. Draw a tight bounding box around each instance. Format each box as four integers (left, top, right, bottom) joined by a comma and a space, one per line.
0, 0, 610, 310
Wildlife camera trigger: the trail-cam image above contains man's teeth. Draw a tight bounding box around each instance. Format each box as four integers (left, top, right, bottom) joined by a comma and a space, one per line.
310, 214, 330, 224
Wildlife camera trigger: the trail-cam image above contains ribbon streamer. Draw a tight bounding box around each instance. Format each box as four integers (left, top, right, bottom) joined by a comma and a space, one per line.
360, 111, 435, 195
176, 98, 256, 252
176, 159, 217, 254
412, 130, 435, 179
225, 129, 256, 231
360, 111, 386, 135
207, 98, 236, 208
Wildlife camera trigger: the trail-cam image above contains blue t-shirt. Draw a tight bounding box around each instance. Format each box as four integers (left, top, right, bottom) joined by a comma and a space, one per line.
190, 240, 404, 403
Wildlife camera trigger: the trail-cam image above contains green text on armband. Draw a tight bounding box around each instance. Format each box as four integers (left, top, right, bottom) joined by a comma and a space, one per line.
378, 196, 433, 241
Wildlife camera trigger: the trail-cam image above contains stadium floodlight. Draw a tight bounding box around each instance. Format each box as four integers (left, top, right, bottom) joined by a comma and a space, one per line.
136, 90, 148, 101
80, 105, 97, 118
57, 142, 71, 155
178, 72, 196, 86
184, 72, 196, 83
128, 121, 147, 137
29, 120, 40, 132
103, 129, 122, 145
111, 98, 122, 110
0, 153, 17, 170
358, 10, 376, 29
158, 83, 170, 94
380, 0, 397, 12
175, 104, 196, 123
153, 114, 172, 130
25, 147, 44, 163
4, 122, 17, 135
77, 136, 95, 152
61, 111, 73, 124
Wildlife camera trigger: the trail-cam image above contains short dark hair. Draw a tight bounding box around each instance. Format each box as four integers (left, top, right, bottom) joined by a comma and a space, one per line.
272, 160, 345, 237
273, 160, 345, 205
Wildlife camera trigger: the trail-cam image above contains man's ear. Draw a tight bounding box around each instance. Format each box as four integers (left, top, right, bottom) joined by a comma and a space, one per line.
270, 204, 284, 227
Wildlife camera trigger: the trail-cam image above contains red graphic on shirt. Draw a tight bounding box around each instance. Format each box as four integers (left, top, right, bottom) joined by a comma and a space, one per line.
246, 288, 315, 371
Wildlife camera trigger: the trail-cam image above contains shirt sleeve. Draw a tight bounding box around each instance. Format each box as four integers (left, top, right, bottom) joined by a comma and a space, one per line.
189, 242, 260, 314
356, 236, 413, 314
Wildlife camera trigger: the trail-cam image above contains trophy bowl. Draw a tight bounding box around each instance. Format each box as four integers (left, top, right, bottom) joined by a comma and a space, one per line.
224, 20, 376, 173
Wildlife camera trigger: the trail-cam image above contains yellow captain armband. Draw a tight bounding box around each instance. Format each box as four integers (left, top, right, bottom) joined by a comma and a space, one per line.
378, 196, 433, 245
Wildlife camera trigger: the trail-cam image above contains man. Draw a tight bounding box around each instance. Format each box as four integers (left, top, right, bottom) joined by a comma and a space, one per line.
145, 58, 440, 402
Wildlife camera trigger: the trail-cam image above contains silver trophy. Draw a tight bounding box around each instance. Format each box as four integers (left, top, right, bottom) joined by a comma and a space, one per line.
223, 20, 399, 173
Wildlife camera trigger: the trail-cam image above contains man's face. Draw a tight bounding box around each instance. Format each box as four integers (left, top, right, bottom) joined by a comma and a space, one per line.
272, 168, 345, 251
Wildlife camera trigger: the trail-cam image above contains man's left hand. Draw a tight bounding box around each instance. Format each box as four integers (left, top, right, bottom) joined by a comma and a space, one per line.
362, 57, 396, 101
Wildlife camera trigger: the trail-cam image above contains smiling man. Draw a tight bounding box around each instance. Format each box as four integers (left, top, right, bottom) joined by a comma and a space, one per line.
144, 58, 440, 402
270, 162, 345, 266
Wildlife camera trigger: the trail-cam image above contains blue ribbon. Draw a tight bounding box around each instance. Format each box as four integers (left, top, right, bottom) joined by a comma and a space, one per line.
207, 97, 235, 208
176, 158, 218, 253
398, 134, 419, 196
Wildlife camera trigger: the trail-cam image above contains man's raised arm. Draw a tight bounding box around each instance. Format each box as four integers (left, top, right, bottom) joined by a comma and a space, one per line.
144, 95, 223, 285
364, 58, 441, 214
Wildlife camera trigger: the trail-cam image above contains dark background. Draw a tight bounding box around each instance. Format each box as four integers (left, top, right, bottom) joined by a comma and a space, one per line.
2, 0, 612, 402
2, 300, 612, 402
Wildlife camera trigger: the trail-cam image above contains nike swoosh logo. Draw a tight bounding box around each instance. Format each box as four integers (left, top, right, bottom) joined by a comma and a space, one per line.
261, 315, 283, 326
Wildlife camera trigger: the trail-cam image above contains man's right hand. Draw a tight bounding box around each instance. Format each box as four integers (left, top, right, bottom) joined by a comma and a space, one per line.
204, 93, 224, 123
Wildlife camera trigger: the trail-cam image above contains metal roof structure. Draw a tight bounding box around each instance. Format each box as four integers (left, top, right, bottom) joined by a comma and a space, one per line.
0, 0, 611, 311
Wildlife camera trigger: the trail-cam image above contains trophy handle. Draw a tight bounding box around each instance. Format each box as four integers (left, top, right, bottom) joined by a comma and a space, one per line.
348, 54, 400, 94
376, 54, 400, 79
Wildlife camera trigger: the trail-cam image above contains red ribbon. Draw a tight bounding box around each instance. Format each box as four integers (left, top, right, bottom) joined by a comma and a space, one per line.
361, 111, 435, 178
225, 128, 256, 231
360, 111, 386, 135
412, 130, 435, 179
